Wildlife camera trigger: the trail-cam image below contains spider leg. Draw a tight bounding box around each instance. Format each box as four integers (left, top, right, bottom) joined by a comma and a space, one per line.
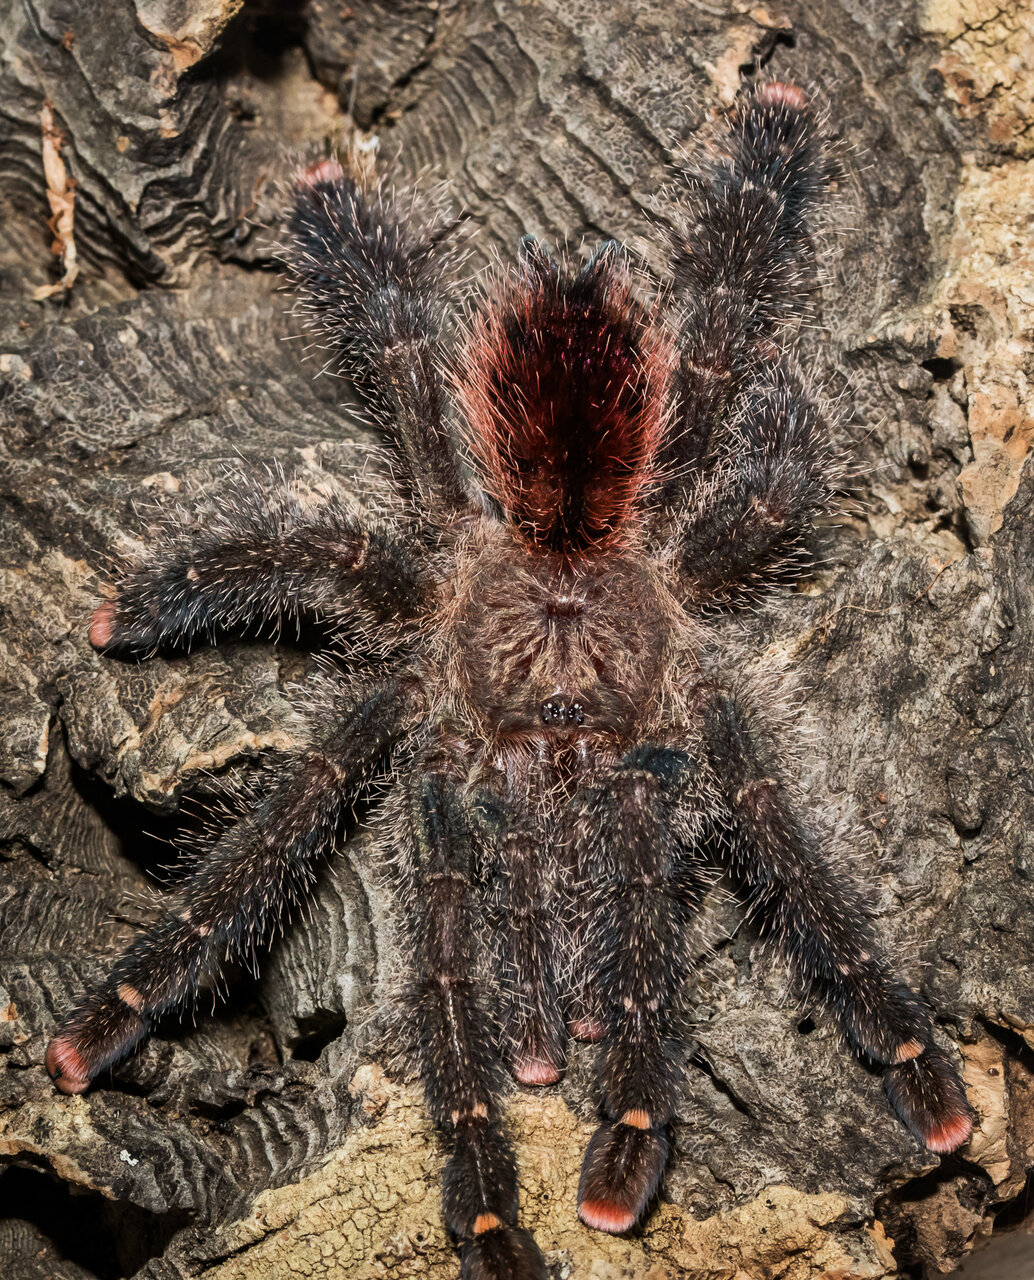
285, 161, 475, 521
91, 490, 425, 655
45, 677, 422, 1094
566, 854, 606, 1045
655, 82, 831, 508
675, 358, 833, 607
695, 681, 974, 1153
574, 745, 707, 1233
470, 787, 567, 1086
406, 765, 546, 1280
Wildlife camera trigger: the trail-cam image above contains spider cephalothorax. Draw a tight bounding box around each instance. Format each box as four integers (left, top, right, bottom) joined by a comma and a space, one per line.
46, 83, 973, 1280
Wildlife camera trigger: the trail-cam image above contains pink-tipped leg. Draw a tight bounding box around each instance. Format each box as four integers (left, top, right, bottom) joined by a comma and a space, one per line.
89, 600, 116, 650
884, 1042, 974, 1154
298, 156, 346, 189
45, 999, 148, 1096
569, 1016, 606, 1043
577, 1121, 669, 1234
513, 1055, 561, 1086
45, 1035, 92, 1095
756, 81, 809, 111
924, 1110, 976, 1155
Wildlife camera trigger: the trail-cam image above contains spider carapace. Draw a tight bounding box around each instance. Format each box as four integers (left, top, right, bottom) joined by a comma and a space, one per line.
449, 537, 674, 739
46, 83, 973, 1280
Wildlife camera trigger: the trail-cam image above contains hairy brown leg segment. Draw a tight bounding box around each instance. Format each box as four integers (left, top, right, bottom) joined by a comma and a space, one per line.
657, 86, 836, 605
90, 491, 427, 656
565, 908, 607, 1048
286, 159, 475, 522
406, 763, 546, 1280
674, 358, 834, 608
695, 681, 973, 1152
574, 745, 708, 1233
471, 786, 568, 1087
45, 677, 422, 1094
655, 83, 833, 512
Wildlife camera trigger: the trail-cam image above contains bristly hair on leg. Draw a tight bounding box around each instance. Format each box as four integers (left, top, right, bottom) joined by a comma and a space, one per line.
284, 153, 454, 381
282, 149, 474, 520
653, 82, 837, 516
668, 81, 835, 354
454, 239, 676, 555
673, 356, 839, 607
884, 1042, 975, 1153
87, 469, 428, 659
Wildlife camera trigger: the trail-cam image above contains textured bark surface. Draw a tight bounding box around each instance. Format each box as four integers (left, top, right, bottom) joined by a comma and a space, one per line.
1, 1, 1032, 1277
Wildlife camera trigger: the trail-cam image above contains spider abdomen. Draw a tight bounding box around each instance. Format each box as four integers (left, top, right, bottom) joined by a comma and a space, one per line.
456, 240, 674, 553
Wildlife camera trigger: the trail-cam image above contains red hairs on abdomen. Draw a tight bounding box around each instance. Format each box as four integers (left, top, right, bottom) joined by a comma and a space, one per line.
455, 241, 673, 554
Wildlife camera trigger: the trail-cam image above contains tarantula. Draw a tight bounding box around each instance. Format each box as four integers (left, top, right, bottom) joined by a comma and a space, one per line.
46, 83, 973, 1280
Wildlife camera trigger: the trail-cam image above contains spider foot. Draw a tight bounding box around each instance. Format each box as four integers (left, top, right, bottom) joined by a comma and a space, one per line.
884, 1042, 974, 1154
299, 155, 346, 189
577, 1121, 669, 1233
755, 81, 809, 111
44, 1034, 93, 1094
512, 1053, 562, 1085
89, 598, 159, 654
569, 1015, 606, 1043
45, 1000, 148, 1094
89, 599, 117, 648
460, 1226, 546, 1280
507, 1013, 566, 1085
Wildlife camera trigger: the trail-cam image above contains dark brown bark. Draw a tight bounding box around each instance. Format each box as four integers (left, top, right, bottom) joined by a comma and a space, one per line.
1, 2, 1032, 1277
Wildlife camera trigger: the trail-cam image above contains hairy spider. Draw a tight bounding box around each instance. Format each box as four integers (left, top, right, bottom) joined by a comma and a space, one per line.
45, 83, 973, 1280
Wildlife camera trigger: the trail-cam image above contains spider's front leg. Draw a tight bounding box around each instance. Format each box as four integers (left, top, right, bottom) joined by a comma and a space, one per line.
45, 677, 421, 1093
657, 85, 838, 607
405, 762, 546, 1280
696, 681, 974, 1153
675, 359, 833, 607
574, 745, 708, 1233
91, 491, 425, 655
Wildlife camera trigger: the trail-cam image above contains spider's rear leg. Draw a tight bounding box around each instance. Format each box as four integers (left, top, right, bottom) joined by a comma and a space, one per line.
407, 768, 546, 1280
575, 745, 707, 1233
285, 160, 474, 521
675, 359, 834, 608
696, 682, 974, 1152
471, 789, 567, 1086
91, 493, 425, 656
655, 82, 833, 509
46, 677, 421, 1093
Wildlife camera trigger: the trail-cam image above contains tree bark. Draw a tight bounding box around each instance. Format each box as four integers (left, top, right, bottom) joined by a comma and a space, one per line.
1, 2, 1032, 1277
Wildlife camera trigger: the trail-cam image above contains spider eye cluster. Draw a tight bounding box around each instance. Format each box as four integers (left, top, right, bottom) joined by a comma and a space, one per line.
540, 694, 586, 727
